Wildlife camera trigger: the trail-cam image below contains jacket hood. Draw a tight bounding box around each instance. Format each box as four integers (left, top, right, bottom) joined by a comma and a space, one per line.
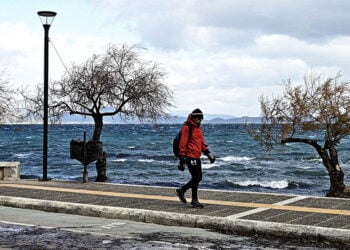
185, 113, 200, 127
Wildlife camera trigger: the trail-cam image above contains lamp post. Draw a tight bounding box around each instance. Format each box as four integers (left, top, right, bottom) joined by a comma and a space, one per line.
37, 11, 57, 181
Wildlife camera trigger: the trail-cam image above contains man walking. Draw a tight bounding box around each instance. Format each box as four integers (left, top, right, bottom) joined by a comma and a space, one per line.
175, 108, 216, 208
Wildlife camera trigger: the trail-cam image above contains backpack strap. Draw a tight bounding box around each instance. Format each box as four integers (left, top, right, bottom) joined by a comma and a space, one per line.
187, 124, 193, 142
183, 123, 193, 148
185, 125, 194, 159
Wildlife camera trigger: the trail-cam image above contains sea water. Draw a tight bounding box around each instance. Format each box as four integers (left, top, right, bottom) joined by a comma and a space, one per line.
1, 123, 349, 197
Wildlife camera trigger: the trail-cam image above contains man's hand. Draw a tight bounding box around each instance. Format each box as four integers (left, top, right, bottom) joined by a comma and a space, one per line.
178, 157, 186, 171
204, 150, 216, 163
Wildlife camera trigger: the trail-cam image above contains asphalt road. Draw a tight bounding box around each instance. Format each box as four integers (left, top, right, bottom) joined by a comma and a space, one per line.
0, 206, 345, 249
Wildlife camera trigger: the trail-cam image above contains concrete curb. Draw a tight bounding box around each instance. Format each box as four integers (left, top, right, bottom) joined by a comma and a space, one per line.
1, 195, 350, 244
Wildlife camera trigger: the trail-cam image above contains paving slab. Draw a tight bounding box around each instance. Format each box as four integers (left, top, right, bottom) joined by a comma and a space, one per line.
0, 179, 350, 244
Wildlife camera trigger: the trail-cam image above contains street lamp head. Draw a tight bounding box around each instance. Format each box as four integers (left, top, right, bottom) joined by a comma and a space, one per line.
37, 11, 57, 25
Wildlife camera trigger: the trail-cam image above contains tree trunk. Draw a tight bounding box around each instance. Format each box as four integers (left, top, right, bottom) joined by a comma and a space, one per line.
95, 151, 107, 182
327, 167, 345, 197
326, 145, 345, 197
282, 138, 345, 197
92, 114, 103, 142
93, 114, 107, 182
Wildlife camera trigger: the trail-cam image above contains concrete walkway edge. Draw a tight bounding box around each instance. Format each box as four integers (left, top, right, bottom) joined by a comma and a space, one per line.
1, 195, 349, 244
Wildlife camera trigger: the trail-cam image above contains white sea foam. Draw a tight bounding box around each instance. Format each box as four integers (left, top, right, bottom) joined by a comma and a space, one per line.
202, 163, 219, 169
138, 159, 154, 163
221, 156, 255, 162
111, 159, 127, 162
13, 153, 33, 158
308, 158, 322, 162
234, 180, 289, 189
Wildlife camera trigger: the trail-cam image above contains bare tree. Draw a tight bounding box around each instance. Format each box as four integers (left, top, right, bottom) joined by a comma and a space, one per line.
0, 70, 15, 123
248, 72, 350, 197
23, 44, 174, 181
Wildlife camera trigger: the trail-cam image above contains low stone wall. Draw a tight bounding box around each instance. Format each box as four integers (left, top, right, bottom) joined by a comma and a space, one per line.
0, 162, 20, 180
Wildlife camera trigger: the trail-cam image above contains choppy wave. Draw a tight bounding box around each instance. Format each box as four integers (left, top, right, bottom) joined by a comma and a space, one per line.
202, 163, 219, 169
111, 159, 127, 162
138, 159, 154, 163
229, 179, 289, 189
12, 153, 34, 158
1, 123, 344, 196
221, 156, 255, 162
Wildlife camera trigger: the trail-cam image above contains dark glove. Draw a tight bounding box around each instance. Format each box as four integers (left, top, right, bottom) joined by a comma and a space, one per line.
204, 150, 216, 164
178, 157, 186, 171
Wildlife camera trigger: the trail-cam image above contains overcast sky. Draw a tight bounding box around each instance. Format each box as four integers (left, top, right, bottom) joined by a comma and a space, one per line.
1, 0, 350, 117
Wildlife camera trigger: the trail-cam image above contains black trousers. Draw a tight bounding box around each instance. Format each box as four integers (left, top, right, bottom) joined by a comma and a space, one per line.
181, 158, 202, 200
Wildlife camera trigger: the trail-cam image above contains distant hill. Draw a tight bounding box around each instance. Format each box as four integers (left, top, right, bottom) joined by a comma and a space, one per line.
61, 113, 262, 124
206, 116, 262, 124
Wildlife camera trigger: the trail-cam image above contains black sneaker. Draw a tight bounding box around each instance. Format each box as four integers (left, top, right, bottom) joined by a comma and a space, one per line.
174, 189, 187, 203
191, 200, 204, 209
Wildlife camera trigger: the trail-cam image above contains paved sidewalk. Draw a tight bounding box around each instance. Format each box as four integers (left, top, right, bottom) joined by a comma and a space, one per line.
0, 180, 350, 244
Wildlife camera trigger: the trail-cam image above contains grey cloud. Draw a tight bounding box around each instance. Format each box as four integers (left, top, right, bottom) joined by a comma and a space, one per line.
194, 0, 350, 41
101, 0, 350, 50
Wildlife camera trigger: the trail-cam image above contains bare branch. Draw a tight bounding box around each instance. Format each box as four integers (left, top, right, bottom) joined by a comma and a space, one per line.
247, 71, 349, 197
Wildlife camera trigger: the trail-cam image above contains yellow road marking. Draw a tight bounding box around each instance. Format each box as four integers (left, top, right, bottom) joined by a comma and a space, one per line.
1, 183, 350, 216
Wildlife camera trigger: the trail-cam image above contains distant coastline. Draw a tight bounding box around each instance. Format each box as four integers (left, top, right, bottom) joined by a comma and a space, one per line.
162, 116, 262, 124
59, 113, 262, 124
0, 114, 262, 125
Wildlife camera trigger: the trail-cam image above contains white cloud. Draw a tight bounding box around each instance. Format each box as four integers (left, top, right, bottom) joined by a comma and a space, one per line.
2, 0, 350, 117
0, 22, 41, 87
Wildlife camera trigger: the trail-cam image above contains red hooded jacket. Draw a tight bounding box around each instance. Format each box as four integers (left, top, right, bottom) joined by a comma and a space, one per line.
178, 114, 208, 159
